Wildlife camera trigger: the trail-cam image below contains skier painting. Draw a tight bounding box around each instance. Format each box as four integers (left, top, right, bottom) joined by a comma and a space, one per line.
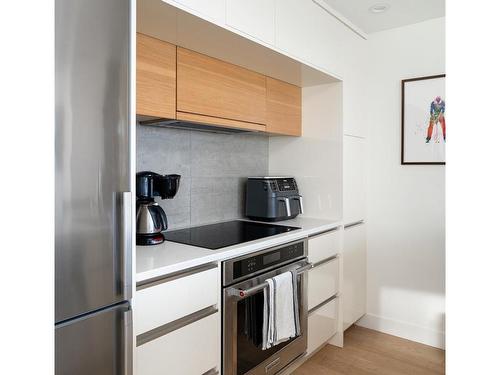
426, 96, 445, 143
402, 74, 445, 164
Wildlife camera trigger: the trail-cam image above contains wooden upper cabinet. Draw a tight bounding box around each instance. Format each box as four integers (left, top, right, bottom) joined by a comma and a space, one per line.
176, 47, 267, 131
265, 77, 302, 136
136, 33, 176, 119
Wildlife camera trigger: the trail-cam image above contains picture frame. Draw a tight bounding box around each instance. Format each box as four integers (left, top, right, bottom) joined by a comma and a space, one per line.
401, 74, 446, 165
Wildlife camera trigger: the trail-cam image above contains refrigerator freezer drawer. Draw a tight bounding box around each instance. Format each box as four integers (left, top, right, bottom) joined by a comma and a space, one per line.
136, 310, 219, 375
55, 302, 132, 375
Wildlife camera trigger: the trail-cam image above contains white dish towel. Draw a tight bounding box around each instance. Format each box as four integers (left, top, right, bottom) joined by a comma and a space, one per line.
262, 270, 301, 350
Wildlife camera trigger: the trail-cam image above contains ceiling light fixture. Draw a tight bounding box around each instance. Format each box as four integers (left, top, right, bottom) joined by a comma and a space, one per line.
369, 3, 390, 13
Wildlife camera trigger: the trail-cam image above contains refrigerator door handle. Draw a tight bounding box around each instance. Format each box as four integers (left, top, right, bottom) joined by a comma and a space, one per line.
123, 307, 133, 375
120, 191, 133, 300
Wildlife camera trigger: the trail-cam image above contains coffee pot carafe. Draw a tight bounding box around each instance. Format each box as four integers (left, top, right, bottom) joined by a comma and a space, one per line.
136, 171, 181, 245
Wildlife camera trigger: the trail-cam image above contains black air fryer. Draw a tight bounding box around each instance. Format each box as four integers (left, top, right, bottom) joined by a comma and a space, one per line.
245, 177, 303, 221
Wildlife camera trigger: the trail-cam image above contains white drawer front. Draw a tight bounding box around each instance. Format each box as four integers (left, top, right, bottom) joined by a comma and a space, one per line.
137, 312, 219, 375
308, 230, 341, 264
307, 298, 338, 355
135, 265, 219, 335
307, 258, 339, 311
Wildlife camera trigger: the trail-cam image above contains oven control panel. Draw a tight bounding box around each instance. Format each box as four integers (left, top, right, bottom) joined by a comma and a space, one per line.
231, 241, 305, 280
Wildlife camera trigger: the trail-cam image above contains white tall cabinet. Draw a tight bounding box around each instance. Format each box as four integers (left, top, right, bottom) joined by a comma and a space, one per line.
342, 220, 366, 329
343, 136, 366, 224
342, 134, 367, 329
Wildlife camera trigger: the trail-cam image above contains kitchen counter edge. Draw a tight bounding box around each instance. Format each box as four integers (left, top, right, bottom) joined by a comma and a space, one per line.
135, 217, 342, 284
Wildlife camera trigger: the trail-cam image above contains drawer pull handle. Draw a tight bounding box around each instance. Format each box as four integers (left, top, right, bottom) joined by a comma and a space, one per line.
137, 262, 218, 290
344, 220, 364, 229
308, 226, 340, 238
311, 254, 338, 268
308, 294, 338, 314
136, 305, 218, 346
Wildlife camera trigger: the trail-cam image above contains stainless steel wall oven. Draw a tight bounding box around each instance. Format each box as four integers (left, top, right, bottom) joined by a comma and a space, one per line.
222, 239, 311, 375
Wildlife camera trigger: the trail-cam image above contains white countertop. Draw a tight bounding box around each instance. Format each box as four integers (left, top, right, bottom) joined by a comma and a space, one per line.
136, 217, 342, 283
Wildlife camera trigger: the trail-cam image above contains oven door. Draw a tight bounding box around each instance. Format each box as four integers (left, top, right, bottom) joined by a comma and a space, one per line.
223, 259, 309, 375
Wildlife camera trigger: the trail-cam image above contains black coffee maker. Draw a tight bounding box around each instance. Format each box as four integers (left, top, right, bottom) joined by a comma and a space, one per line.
136, 171, 181, 245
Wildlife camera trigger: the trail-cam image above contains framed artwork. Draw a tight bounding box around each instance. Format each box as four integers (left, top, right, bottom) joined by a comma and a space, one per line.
401, 74, 446, 165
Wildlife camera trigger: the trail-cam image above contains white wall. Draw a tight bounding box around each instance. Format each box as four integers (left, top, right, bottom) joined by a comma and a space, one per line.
358, 17, 446, 348
269, 83, 343, 220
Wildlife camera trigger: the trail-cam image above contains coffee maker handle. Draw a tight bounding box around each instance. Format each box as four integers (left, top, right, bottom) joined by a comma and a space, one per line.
278, 197, 291, 217
159, 206, 168, 231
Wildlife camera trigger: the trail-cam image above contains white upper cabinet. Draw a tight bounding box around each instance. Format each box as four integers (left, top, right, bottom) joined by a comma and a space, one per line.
343, 135, 366, 224
275, 0, 351, 76
170, 0, 226, 24
226, 0, 276, 45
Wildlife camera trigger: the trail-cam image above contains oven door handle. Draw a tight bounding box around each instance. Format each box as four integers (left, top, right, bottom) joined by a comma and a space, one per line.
228, 262, 313, 299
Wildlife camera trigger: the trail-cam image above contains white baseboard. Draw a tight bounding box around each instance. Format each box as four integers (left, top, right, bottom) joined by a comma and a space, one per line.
356, 313, 445, 349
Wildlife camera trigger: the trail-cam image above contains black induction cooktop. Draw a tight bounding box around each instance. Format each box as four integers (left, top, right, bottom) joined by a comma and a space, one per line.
163, 220, 300, 250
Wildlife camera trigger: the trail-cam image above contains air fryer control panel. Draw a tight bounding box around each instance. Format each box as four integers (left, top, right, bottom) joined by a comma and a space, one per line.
261, 178, 298, 193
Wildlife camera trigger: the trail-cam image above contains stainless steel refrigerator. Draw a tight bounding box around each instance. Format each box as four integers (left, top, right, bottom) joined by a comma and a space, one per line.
55, 0, 133, 374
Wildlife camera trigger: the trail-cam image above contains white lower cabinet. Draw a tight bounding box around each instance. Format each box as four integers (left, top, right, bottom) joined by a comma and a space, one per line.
305, 229, 342, 354
343, 222, 367, 329
307, 298, 338, 355
308, 229, 341, 264
307, 257, 339, 311
136, 311, 219, 375
135, 265, 219, 335
135, 264, 220, 374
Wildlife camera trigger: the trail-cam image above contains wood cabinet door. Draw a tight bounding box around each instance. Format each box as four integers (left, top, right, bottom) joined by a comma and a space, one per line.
177, 47, 267, 128
266, 77, 301, 136
136, 33, 176, 119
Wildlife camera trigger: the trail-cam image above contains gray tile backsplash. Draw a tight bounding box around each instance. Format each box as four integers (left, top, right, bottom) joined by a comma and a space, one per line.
136, 124, 269, 229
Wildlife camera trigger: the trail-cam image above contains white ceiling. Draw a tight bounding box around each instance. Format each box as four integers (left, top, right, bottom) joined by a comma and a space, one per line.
323, 0, 445, 34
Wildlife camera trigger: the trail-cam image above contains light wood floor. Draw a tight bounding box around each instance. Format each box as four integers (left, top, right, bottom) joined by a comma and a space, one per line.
293, 325, 445, 375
